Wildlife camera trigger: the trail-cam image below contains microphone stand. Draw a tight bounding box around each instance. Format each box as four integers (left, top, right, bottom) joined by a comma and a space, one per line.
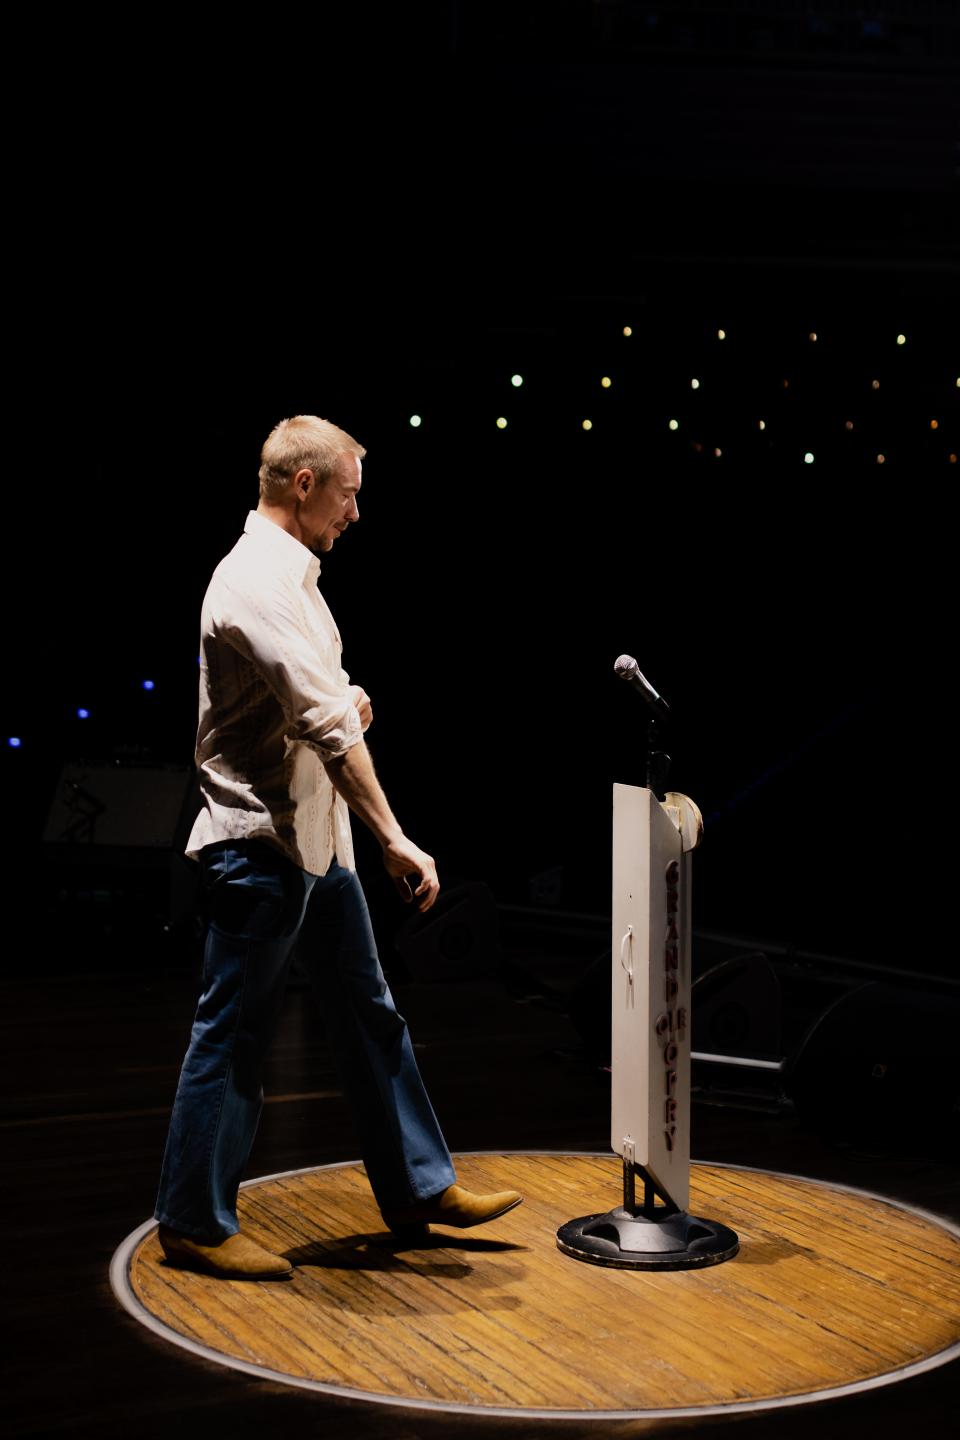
556, 662, 738, 1269
645, 716, 671, 802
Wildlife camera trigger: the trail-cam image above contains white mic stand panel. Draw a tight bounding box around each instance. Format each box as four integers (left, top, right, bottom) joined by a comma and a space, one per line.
557, 783, 739, 1270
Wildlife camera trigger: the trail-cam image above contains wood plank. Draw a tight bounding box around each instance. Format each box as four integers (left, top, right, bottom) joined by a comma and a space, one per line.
127, 1155, 960, 1413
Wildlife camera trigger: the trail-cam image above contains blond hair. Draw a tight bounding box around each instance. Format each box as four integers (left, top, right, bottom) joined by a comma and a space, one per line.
258, 415, 366, 501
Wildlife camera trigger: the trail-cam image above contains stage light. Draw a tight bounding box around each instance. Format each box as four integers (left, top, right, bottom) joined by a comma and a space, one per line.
897, 334, 906, 345
871, 380, 880, 389
950, 454, 958, 464
691, 378, 700, 389
714, 447, 722, 457
757, 420, 766, 431
601, 376, 612, 388
409, 414, 422, 427
930, 419, 939, 430
668, 419, 679, 431
77, 708, 90, 719
809, 332, 817, 342
717, 330, 726, 340
496, 417, 507, 429
623, 326, 633, 337
142, 680, 155, 691
844, 421, 854, 431
804, 453, 815, 464
511, 375, 523, 387
877, 454, 886, 464
782, 379, 790, 389
8, 737, 21, 748
582, 419, 593, 430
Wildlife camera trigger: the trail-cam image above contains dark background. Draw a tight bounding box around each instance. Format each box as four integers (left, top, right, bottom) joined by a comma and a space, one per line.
3, 7, 960, 1439
5, 1, 956, 975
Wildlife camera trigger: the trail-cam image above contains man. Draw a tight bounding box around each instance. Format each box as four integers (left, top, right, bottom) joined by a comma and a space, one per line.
153, 414, 521, 1279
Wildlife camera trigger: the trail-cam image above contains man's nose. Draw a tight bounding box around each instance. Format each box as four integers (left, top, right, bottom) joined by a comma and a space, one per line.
348, 499, 360, 522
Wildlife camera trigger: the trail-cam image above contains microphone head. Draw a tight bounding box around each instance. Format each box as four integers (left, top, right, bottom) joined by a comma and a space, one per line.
614, 654, 639, 680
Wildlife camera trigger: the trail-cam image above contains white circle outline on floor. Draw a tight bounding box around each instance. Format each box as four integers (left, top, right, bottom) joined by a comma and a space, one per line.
110, 1152, 960, 1421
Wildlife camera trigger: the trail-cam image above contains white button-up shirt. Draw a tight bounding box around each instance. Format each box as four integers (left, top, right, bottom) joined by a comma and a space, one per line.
185, 510, 364, 876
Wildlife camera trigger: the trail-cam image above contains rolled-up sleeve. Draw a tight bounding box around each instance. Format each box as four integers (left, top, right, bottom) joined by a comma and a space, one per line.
216, 575, 363, 761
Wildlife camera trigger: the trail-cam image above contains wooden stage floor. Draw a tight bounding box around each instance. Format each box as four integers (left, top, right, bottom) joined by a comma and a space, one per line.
6, 963, 960, 1438
115, 1152, 960, 1421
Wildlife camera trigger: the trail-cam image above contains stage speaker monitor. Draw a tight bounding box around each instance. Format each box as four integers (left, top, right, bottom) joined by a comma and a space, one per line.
691, 952, 783, 1060
394, 881, 501, 983
786, 980, 960, 1144
42, 762, 196, 858
528, 865, 564, 907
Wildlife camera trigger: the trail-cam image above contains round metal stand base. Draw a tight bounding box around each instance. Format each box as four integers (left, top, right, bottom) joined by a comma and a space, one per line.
557, 1205, 740, 1270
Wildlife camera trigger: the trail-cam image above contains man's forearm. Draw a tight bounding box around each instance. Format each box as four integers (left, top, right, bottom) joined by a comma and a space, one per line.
324, 740, 404, 848
326, 737, 440, 910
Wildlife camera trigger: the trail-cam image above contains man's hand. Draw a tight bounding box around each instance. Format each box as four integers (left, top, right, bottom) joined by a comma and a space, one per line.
383, 836, 440, 912
350, 685, 373, 731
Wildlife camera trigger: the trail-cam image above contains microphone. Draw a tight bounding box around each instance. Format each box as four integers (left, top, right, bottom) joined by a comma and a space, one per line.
614, 655, 671, 720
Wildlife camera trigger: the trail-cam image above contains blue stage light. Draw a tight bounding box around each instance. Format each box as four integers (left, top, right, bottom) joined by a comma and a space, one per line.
8, 736, 21, 748
142, 679, 155, 691
77, 708, 90, 719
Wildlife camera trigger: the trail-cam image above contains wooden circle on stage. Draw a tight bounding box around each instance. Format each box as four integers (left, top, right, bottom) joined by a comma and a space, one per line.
113, 1154, 960, 1420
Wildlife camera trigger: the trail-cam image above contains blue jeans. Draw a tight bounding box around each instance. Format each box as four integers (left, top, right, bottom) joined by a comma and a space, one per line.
153, 839, 456, 1241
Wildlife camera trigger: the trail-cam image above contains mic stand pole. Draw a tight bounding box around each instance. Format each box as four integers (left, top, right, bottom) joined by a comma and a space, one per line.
645, 716, 671, 802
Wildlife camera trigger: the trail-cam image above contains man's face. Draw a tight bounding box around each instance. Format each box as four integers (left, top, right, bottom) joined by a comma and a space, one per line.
302, 452, 362, 555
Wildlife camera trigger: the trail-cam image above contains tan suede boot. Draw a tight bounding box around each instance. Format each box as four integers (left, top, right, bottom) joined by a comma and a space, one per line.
382, 1183, 523, 1234
157, 1224, 294, 1279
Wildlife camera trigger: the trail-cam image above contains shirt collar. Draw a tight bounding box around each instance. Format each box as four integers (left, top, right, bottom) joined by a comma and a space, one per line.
243, 511, 321, 586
